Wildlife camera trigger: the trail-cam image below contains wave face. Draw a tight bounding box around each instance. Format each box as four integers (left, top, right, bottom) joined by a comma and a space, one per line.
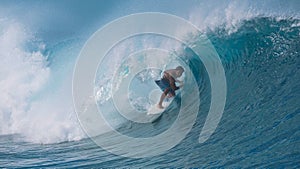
0, 0, 299, 168
194, 17, 300, 167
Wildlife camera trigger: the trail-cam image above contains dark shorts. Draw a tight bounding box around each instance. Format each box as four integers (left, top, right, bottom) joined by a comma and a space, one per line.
155, 79, 175, 96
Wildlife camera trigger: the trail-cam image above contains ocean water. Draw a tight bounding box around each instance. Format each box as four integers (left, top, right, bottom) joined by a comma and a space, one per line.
0, 0, 300, 168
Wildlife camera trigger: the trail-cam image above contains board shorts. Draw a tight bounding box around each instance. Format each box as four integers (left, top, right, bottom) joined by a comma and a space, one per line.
155, 79, 175, 96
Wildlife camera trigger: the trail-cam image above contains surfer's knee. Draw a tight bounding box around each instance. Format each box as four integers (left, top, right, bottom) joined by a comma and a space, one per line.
163, 88, 170, 95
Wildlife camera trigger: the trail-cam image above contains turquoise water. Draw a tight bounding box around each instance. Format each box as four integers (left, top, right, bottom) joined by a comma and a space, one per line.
0, 0, 300, 168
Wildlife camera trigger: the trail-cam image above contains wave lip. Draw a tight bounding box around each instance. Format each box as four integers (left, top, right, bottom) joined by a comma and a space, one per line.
189, 0, 300, 34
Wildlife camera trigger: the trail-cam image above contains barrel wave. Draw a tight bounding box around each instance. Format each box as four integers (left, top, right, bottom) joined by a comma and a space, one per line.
0, 0, 299, 168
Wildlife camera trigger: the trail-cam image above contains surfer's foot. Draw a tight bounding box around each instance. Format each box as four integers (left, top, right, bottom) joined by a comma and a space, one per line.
167, 93, 175, 98
157, 104, 164, 109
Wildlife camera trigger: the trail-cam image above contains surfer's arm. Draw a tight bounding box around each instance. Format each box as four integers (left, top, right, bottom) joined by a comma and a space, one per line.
169, 76, 180, 91
175, 78, 182, 83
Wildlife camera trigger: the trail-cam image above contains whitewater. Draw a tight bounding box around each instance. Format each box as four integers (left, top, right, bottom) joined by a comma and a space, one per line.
0, 0, 299, 168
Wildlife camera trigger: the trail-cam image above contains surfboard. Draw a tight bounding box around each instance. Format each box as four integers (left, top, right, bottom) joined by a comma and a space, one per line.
146, 105, 164, 122
146, 96, 173, 122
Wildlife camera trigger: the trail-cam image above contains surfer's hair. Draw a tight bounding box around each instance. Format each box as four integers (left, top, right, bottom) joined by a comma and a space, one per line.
176, 66, 184, 72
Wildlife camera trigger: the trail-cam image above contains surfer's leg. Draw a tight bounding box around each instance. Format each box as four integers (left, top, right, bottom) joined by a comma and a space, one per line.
157, 88, 170, 109
157, 92, 166, 109
167, 89, 175, 98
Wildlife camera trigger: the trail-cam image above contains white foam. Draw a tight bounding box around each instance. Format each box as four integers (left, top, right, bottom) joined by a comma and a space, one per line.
0, 20, 85, 144
188, 0, 299, 34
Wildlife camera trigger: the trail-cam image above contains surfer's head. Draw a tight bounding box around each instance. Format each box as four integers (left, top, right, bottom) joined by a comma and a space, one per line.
175, 66, 184, 77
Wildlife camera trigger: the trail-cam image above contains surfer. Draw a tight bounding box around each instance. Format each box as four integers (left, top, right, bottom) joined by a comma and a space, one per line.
156, 66, 184, 109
